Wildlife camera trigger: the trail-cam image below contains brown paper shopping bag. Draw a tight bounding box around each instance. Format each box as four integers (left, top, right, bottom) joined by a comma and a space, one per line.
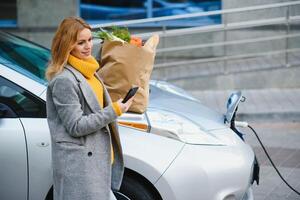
97, 35, 159, 113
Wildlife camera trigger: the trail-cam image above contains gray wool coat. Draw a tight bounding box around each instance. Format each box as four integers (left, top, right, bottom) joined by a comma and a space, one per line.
46, 65, 124, 200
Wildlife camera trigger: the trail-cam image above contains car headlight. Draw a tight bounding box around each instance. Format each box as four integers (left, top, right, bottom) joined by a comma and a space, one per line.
147, 108, 224, 145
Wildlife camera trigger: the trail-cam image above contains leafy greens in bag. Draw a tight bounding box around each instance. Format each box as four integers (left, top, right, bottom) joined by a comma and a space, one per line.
93, 26, 131, 43
93, 26, 145, 47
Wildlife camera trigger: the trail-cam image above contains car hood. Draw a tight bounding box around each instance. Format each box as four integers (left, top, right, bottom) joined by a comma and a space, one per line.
149, 85, 226, 131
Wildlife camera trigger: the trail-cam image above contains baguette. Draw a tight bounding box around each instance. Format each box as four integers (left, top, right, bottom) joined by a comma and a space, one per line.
144, 34, 159, 51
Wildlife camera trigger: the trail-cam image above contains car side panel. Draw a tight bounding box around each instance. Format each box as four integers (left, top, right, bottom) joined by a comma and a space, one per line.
155, 143, 254, 200
0, 119, 27, 200
21, 118, 52, 200
119, 125, 184, 184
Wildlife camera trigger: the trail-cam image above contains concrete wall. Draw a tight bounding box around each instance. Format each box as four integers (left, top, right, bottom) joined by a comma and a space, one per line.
150, 0, 300, 90
170, 66, 300, 91
152, 0, 300, 65
5, 0, 79, 48
17, 0, 79, 28
221, 0, 300, 55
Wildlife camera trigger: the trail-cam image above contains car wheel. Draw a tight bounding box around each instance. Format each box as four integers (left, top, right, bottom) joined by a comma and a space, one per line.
119, 170, 162, 200
45, 187, 53, 200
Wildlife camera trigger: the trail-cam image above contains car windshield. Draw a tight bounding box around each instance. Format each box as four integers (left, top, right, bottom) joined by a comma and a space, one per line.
0, 32, 50, 85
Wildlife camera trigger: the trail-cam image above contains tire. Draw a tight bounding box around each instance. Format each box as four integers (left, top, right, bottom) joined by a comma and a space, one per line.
45, 187, 53, 200
119, 171, 162, 200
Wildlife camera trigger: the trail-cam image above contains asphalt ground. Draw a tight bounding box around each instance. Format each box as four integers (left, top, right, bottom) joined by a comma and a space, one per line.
243, 121, 300, 200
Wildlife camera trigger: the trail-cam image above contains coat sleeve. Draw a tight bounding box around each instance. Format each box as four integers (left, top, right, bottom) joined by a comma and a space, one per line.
49, 76, 118, 138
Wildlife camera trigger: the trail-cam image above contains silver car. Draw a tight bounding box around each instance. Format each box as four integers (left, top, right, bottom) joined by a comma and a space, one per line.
0, 31, 258, 200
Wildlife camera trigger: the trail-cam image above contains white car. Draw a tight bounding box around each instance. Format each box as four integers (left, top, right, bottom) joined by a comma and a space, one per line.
0, 31, 258, 200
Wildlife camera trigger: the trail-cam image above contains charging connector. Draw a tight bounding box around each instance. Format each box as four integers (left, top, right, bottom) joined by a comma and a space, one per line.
234, 121, 249, 128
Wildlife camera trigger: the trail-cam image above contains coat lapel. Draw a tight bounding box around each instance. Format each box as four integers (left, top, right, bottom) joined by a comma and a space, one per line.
94, 72, 111, 107
94, 72, 123, 150
65, 66, 102, 113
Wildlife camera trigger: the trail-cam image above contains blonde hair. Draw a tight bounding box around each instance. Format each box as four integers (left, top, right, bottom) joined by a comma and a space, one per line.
45, 17, 91, 80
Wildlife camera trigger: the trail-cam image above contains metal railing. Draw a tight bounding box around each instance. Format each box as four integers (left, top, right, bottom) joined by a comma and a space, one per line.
91, 1, 300, 29
92, 1, 300, 79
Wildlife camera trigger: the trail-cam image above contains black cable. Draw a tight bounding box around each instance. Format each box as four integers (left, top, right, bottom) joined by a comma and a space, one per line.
247, 124, 300, 196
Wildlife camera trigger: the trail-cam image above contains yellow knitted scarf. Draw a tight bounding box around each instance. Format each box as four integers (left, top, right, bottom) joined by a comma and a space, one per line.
68, 54, 104, 107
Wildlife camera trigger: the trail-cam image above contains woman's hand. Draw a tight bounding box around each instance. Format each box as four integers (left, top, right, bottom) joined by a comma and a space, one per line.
117, 96, 135, 113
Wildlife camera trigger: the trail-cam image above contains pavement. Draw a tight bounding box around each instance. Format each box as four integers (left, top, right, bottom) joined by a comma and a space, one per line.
243, 121, 300, 200
190, 88, 300, 200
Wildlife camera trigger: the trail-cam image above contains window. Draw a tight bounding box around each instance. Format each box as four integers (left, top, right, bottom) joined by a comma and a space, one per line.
0, 76, 46, 118
0, 32, 50, 84
0, 0, 17, 27
80, 0, 221, 27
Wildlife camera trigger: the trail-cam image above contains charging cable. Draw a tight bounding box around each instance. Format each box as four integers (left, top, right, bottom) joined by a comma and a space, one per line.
235, 121, 300, 196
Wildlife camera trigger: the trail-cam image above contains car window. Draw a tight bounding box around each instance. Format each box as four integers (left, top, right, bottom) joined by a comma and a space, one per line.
0, 76, 46, 118
0, 32, 50, 84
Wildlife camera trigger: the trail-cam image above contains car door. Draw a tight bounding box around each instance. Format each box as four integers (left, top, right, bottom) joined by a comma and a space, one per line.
0, 75, 49, 200
0, 76, 28, 200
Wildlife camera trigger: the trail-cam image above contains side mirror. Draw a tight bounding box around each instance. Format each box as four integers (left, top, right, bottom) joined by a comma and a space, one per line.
0, 103, 17, 118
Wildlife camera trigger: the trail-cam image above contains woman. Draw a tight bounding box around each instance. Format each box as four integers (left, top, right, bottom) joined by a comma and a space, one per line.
46, 17, 133, 200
